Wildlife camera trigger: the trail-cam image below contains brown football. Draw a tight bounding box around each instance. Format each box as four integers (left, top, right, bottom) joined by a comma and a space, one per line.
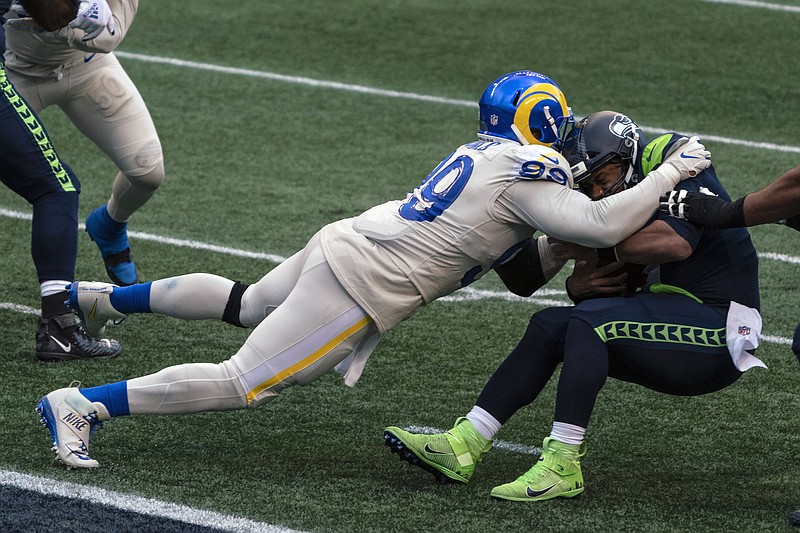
19, 0, 80, 31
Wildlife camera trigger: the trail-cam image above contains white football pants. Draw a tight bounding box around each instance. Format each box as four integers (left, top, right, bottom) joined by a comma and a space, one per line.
125, 234, 379, 415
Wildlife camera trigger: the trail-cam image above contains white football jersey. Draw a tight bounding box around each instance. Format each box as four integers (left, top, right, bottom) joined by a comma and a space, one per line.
321, 138, 682, 333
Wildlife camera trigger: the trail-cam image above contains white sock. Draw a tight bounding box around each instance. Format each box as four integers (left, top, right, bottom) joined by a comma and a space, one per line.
40, 280, 70, 297
550, 421, 585, 446
149, 274, 235, 320
466, 405, 502, 440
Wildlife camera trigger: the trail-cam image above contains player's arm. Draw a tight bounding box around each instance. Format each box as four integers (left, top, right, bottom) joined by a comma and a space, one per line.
494, 236, 566, 297
505, 137, 711, 248
550, 219, 691, 265
742, 165, 800, 225
660, 164, 800, 230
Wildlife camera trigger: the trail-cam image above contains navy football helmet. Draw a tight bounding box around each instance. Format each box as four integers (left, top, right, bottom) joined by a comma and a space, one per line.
478, 70, 573, 148
561, 110, 646, 194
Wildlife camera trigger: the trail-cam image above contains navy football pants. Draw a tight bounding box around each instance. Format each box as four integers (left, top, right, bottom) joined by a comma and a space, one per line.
0, 61, 79, 283
476, 292, 742, 428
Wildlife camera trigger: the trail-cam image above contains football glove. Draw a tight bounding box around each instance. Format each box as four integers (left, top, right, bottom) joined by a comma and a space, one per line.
659, 189, 747, 229
661, 136, 712, 178
69, 0, 116, 41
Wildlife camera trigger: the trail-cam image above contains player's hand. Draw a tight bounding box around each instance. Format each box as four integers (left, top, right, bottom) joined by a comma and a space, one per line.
662, 136, 711, 179
566, 260, 629, 300
659, 190, 746, 229
69, 0, 116, 41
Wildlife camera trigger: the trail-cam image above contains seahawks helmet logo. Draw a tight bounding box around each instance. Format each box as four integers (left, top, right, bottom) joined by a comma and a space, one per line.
607, 113, 637, 140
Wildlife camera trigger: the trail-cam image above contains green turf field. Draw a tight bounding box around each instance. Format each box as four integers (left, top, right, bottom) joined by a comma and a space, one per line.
1, 0, 799, 531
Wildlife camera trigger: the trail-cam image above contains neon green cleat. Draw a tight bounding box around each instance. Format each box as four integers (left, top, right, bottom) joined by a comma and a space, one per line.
490, 437, 586, 501
384, 417, 492, 484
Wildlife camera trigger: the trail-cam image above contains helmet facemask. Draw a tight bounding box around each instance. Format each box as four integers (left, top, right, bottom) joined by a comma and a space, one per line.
562, 111, 643, 197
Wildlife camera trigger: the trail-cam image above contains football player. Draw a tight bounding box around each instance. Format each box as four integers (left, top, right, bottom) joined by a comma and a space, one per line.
4, 0, 162, 285
384, 111, 762, 502
1, 0, 122, 361
34, 72, 710, 469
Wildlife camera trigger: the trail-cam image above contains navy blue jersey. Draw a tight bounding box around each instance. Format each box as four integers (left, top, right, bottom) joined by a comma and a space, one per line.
639, 134, 760, 310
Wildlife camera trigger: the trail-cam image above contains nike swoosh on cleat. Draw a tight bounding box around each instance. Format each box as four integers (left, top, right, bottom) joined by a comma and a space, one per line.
88, 300, 98, 320
423, 444, 450, 455
49, 336, 72, 353
65, 445, 92, 460
526, 484, 558, 498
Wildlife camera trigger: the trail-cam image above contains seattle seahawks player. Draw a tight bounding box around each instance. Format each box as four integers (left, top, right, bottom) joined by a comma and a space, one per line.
384, 111, 761, 502
35, 72, 709, 469
1, 0, 122, 362
4, 0, 160, 285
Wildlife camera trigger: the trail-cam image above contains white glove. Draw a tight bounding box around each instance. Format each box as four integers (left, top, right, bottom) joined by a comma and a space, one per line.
69, 0, 116, 41
661, 136, 711, 179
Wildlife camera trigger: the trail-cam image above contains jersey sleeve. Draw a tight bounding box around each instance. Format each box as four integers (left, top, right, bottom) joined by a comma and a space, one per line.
500, 170, 686, 248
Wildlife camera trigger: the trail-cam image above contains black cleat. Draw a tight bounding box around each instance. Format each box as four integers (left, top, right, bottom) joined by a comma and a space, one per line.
35, 312, 122, 362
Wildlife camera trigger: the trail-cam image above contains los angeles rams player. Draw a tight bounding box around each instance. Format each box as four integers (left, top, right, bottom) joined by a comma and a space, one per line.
34, 72, 709, 469
4, 0, 162, 285
384, 111, 761, 502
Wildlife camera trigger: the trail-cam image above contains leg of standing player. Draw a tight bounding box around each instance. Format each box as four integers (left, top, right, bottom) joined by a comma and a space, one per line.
0, 61, 121, 361
9, 53, 165, 286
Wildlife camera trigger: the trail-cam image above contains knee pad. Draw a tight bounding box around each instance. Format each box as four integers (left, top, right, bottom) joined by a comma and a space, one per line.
222, 281, 250, 327
127, 147, 165, 191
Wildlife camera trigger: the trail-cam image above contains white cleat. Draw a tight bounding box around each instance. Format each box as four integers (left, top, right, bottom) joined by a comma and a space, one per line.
36, 386, 104, 469
66, 281, 126, 338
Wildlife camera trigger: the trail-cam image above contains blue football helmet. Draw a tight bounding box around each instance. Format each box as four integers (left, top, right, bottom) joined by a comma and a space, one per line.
478, 70, 574, 148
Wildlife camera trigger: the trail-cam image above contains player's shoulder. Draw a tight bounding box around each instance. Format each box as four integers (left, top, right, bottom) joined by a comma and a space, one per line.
509, 144, 571, 186
641, 132, 696, 175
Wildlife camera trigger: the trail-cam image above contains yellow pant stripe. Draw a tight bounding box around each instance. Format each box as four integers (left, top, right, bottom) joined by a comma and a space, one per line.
245, 315, 371, 403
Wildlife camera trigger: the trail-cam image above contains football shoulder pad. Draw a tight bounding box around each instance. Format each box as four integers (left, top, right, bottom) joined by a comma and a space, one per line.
512, 144, 572, 187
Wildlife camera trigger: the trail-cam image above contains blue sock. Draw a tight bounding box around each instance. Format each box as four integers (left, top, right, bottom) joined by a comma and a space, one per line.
109, 281, 153, 313
99, 204, 126, 232
80, 381, 130, 417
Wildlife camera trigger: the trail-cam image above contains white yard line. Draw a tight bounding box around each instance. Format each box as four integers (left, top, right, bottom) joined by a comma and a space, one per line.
701, 0, 800, 13
0, 470, 305, 533
114, 51, 800, 155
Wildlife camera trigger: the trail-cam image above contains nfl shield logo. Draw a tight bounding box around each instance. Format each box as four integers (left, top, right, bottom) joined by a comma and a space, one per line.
738, 325, 751, 335
490, 114, 499, 126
